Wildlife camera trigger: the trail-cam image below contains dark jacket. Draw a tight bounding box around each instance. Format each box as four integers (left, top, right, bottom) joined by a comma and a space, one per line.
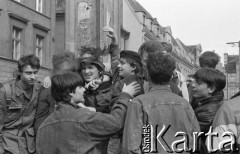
84, 81, 112, 113
193, 91, 224, 133
108, 74, 148, 154
36, 92, 132, 154
193, 91, 224, 154
122, 85, 200, 154
34, 87, 55, 132
110, 74, 148, 109
0, 79, 41, 154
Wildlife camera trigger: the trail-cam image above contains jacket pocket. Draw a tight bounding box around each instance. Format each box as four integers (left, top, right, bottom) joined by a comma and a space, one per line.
5, 101, 23, 121
8, 101, 22, 110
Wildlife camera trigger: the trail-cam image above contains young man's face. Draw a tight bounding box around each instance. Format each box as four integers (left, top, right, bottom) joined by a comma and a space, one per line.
117, 58, 134, 78
81, 64, 100, 82
192, 79, 214, 98
71, 86, 85, 103
20, 65, 39, 86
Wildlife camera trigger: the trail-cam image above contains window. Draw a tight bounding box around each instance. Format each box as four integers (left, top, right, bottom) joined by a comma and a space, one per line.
143, 15, 146, 25
157, 27, 160, 36
230, 88, 236, 97
229, 74, 236, 82
36, 0, 43, 13
36, 35, 43, 65
12, 27, 21, 60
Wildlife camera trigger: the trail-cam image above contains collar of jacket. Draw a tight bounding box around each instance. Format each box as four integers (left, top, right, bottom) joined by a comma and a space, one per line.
196, 91, 224, 106
149, 84, 171, 92
14, 79, 41, 97
56, 101, 79, 110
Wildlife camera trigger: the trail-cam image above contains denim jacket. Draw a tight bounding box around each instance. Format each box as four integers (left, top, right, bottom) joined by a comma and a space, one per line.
122, 85, 200, 154
36, 92, 132, 154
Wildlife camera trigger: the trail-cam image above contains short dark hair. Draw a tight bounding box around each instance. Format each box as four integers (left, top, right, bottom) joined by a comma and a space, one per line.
193, 68, 226, 93
18, 54, 40, 72
51, 72, 84, 103
52, 52, 76, 72
199, 51, 220, 68
138, 40, 172, 56
147, 52, 176, 85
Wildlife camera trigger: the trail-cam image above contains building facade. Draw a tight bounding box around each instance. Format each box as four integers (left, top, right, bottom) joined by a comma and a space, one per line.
55, 0, 123, 56
224, 53, 240, 100
123, 0, 201, 78
0, 0, 55, 82
160, 26, 201, 78
122, 0, 161, 51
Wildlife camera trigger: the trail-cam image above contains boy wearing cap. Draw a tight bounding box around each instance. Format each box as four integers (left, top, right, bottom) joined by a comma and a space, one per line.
108, 50, 147, 154
110, 50, 146, 108
79, 56, 113, 113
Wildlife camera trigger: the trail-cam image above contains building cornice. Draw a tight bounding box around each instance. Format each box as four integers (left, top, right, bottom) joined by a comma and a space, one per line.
9, 0, 51, 19
32, 22, 50, 32
8, 11, 29, 23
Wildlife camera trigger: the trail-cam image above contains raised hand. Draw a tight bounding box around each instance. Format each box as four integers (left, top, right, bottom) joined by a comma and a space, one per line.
105, 28, 117, 44
85, 79, 102, 90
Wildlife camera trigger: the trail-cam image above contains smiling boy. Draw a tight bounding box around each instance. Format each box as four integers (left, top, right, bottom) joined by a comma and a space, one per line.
36, 71, 140, 154
191, 67, 226, 153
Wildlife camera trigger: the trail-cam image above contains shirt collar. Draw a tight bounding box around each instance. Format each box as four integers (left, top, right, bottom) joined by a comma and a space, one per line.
15, 79, 41, 97
56, 101, 79, 109
149, 84, 171, 92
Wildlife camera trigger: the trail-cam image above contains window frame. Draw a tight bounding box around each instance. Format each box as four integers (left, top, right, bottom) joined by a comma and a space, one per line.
12, 26, 22, 60
143, 15, 146, 26
36, 0, 43, 13
229, 73, 236, 82
35, 35, 44, 65
33, 27, 47, 67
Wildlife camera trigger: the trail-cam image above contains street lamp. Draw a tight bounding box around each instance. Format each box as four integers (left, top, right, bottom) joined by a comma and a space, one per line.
226, 41, 240, 90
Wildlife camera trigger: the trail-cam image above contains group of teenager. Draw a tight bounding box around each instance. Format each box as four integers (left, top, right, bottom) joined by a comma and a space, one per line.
0, 30, 240, 154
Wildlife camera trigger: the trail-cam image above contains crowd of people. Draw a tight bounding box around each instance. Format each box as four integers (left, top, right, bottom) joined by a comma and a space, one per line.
0, 30, 240, 154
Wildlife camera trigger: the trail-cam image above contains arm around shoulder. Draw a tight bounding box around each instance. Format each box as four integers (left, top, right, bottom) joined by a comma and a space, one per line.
122, 98, 144, 154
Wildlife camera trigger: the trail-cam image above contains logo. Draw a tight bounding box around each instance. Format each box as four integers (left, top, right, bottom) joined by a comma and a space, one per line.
142, 125, 237, 153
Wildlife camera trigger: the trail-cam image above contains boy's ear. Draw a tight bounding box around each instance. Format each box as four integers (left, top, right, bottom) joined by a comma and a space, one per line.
208, 86, 216, 94
68, 89, 74, 96
131, 66, 136, 73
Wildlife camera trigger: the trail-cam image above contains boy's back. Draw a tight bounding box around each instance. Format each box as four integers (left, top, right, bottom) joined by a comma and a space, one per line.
37, 103, 115, 154
122, 85, 200, 153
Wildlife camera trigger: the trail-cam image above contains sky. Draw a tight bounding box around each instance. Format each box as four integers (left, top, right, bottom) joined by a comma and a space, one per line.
137, 0, 240, 64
